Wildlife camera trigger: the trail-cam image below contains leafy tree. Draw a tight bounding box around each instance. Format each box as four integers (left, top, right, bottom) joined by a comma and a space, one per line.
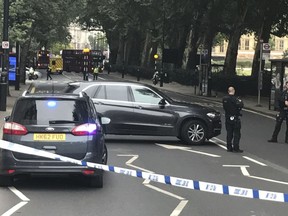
8, 0, 84, 83
249, 0, 288, 77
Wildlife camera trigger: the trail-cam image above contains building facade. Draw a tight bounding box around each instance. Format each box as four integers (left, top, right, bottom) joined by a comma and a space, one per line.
213, 34, 288, 60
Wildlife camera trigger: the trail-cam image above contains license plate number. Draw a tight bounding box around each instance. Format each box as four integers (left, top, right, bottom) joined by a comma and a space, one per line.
34, 134, 66, 141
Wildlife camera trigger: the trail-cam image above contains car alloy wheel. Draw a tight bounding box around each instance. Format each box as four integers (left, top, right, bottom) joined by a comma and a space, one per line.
181, 120, 206, 145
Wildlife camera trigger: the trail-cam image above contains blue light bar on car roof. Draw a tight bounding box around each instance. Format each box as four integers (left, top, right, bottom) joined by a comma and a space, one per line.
47, 100, 57, 108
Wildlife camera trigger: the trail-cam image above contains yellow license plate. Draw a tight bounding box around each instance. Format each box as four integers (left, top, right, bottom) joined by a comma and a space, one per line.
34, 134, 66, 141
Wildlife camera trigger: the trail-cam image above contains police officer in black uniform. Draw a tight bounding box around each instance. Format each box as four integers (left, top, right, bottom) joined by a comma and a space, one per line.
268, 81, 288, 143
46, 67, 52, 80
222, 86, 244, 153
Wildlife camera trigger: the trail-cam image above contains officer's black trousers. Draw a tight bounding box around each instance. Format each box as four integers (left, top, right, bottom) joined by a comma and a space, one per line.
225, 118, 241, 150
271, 110, 288, 141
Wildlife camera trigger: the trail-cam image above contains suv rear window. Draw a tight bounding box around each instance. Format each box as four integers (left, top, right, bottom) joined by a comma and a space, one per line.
12, 98, 89, 125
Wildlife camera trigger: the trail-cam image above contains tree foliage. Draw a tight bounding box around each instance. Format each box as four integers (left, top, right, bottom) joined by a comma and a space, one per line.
1, 0, 84, 82
2, 0, 288, 82
77, 0, 288, 75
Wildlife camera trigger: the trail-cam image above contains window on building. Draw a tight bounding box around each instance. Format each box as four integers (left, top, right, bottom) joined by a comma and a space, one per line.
220, 42, 224, 53
279, 40, 284, 51
245, 39, 250, 50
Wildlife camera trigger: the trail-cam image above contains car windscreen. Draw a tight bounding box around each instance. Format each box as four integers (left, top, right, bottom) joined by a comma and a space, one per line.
12, 98, 89, 125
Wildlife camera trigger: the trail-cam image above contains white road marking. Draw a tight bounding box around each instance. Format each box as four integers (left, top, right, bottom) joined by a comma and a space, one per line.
118, 154, 153, 173
170, 200, 189, 216
119, 154, 188, 216
184, 149, 220, 157
223, 165, 250, 168
241, 167, 288, 185
242, 156, 267, 166
223, 165, 250, 176
223, 165, 288, 185
143, 179, 150, 184
155, 144, 191, 150
209, 138, 227, 150
248, 175, 288, 185
213, 138, 267, 166
1, 202, 28, 216
241, 166, 251, 176
211, 137, 226, 145
1, 187, 30, 216
156, 144, 221, 158
125, 155, 139, 164
144, 183, 185, 200
8, 187, 30, 201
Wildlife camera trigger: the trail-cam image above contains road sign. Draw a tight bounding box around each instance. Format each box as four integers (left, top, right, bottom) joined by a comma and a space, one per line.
202, 49, 208, 55
262, 43, 271, 60
262, 43, 270, 51
2, 41, 9, 49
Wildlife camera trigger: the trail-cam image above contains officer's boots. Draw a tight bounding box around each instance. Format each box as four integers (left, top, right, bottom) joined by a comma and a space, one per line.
268, 138, 278, 143
268, 135, 278, 143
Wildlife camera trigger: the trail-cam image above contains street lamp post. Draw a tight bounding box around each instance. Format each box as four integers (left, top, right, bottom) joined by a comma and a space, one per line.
0, 0, 9, 111
160, 0, 165, 87
257, 39, 263, 107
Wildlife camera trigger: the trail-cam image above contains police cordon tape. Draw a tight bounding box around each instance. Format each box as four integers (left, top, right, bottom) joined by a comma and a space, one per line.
0, 140, 288, 203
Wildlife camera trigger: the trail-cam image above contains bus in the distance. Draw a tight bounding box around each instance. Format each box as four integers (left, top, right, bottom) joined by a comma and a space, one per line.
62, 49, 83, 72
36, 50, 50, 69
62, 49, 104, 73
90, 50, 104, 69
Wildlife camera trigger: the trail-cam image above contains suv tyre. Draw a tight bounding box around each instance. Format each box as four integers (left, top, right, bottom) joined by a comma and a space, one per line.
87, 175, 103, 188
0, 176, 13, 187
181, 120, 207, 145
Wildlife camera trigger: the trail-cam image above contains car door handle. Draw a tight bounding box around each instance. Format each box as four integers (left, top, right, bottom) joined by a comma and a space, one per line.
136, 105, 143, 109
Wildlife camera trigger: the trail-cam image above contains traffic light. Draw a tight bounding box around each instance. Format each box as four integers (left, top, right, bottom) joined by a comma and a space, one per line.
153, 54, 159, 60
82, 48, 90, 81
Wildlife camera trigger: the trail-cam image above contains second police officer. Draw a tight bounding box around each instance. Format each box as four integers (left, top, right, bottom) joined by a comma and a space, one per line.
268, 81, 288, 143
222, 86, 244, 153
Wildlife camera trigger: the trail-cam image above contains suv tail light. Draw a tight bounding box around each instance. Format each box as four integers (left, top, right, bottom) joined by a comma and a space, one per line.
71, 123, 97, 136
3, 122, 28, 135
82, 170, 95, 175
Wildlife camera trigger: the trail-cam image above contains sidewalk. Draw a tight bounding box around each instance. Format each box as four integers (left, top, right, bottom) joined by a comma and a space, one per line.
0, 84, 28, 124
108, 72, 278, 117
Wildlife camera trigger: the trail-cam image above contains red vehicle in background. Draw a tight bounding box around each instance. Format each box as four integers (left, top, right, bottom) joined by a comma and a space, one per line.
36, 50, 50, 69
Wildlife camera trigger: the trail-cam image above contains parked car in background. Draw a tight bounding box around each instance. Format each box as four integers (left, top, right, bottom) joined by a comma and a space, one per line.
0, 90, 110, 188
63, 81, 222, 145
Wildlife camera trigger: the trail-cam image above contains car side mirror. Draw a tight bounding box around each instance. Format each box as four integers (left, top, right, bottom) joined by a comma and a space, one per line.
4, 116, 10, 122
158, 99, 166, 108
101, 117, 111, 125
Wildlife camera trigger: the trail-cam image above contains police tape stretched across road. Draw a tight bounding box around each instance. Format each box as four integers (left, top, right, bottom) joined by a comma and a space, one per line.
0, 140, 287, 203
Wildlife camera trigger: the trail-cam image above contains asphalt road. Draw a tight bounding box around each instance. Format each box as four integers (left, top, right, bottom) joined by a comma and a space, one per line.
1, 71, 288, 216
